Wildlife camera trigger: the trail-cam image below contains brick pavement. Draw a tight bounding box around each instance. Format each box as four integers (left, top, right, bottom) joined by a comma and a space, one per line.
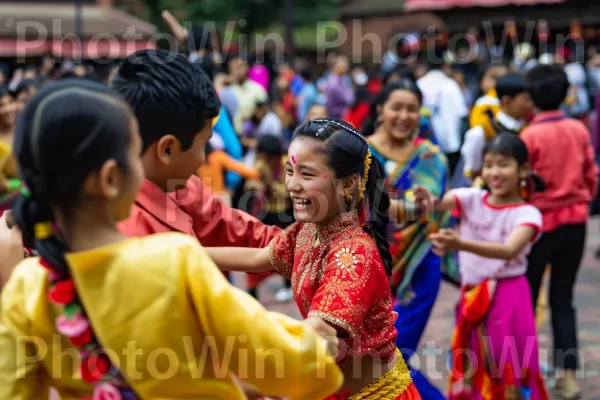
245, 217, 600, 399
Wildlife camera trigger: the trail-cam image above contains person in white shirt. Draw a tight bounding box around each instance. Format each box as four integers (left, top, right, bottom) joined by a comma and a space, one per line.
461, 74, 533, 181
228, 54, 268, 133
417, 60, 468, 173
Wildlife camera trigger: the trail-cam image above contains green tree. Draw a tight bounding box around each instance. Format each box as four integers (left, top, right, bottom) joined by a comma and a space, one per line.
181, 0, 337, 35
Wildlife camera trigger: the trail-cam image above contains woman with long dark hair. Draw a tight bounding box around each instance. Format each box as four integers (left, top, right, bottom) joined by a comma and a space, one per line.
367, 79, 454, 399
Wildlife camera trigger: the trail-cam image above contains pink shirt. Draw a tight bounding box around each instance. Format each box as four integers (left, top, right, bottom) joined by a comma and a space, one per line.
452, 187, 542, 287
521, 110, 599, 232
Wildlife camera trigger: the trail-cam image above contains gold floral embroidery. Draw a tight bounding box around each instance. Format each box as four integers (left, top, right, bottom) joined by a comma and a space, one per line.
287, 210, 397, 366
334, 247, 358, 270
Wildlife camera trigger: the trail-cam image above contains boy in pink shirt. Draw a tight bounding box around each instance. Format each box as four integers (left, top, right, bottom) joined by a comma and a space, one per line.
521, 64, 599, 398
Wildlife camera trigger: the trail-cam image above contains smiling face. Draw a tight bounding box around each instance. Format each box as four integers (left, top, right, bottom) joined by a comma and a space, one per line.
481, 151, 527, 198
285, 137, 351, 226
379, 88, 421, 142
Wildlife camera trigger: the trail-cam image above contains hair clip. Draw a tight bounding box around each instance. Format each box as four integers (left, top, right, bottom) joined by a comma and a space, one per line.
34, 222, 53, 240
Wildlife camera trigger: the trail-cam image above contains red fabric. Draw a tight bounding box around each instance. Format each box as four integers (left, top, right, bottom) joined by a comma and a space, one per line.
343, 102, 370, 131
367, 78, 383, 95
119, 175, 281, 247
269, 212, 397, 365
521, 110, 599, 232
404, 0, 565, 11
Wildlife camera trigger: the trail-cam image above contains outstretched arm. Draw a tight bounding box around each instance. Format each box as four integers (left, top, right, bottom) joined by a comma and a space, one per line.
429, 225, 538, 260
187, 243, 343, 399
411, 185, 459, 213
205, 246, 272, 273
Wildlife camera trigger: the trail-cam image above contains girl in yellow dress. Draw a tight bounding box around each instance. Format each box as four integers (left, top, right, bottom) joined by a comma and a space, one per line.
0, 79, 343, 399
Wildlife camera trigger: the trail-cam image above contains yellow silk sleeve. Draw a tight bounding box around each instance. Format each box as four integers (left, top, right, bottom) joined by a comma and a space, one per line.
0, 260, 51, 400
184, 242, 343, 399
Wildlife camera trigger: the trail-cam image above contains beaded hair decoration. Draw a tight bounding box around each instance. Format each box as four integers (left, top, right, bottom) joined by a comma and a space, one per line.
312, 119, 372, 210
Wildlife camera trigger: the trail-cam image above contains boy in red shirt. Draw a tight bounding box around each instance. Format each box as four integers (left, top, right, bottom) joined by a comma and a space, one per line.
522, 64, 599, 399
111, 50, 280, 251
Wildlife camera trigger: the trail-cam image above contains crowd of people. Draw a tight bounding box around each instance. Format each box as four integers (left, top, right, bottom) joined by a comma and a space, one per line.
0, 13, 597, 400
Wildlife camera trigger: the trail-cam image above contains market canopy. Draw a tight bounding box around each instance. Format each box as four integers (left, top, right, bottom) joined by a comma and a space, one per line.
0, 2, 157, 58
404, 0, 566, 12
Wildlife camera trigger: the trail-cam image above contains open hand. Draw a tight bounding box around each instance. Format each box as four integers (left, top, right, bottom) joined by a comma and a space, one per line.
429, 228, 461, 253
303, 317, 339, 359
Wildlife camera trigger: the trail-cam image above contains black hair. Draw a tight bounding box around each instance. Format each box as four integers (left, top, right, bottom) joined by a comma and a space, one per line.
193, 55, 222, 80
188, 26, 213, 52
483, 132, 545, 195
14, 79, 37, 97
292, 118, 392, 275
495, 73, 526, 99
111, 49, 221, 152
0, 85, 10, 98
12, 79, 133, 389
22, 65, 39, 75
525, 64, 569, 111
300, 68, 313, 82
257, 134, 283, 156
362, 79, 423, 137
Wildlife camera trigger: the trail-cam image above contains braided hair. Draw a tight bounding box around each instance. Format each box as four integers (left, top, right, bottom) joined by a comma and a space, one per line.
12, 79, 138, 396
292, 118, 392, 275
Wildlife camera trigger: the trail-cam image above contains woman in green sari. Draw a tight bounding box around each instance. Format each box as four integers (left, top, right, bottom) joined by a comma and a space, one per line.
366, 79, 456, 400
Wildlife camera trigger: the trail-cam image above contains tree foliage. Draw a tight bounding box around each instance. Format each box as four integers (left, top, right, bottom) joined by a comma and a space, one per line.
146, 0, 337, 35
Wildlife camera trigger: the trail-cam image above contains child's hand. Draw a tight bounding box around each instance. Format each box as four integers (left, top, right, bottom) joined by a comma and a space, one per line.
303, 317, 339, 359
429, 228, 461, 252
412, 184, 435, 213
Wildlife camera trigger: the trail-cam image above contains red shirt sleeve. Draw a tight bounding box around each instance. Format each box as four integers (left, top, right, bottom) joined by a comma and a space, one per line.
268, 222, 302, 280
174, 175, 282, 248
307, 239, 377, 338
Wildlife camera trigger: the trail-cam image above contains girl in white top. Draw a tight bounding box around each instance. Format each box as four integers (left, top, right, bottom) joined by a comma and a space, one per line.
415, 132, 549, 400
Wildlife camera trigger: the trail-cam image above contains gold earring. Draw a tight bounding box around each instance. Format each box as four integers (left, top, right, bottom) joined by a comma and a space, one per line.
345, 192, 353, 201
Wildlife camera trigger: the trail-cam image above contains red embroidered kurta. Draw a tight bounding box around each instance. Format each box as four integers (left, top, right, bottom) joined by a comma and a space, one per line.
269, 210, 398, 366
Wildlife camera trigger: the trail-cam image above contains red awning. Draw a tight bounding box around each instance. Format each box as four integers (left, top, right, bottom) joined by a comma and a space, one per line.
405, 0, 566, 12
0, 38, 155, 59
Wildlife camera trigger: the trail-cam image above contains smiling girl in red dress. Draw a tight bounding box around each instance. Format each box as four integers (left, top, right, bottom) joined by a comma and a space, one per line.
208, 118, 421, 399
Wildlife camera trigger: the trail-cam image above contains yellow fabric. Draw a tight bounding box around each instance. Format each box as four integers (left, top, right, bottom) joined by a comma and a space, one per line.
350, 349, 412, 399
0, 233, 343, 399
0, 139, 17, 187
469, 89, 501, 140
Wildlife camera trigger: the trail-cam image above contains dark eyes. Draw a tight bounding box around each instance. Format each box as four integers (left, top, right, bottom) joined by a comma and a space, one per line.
285, 168, 313, 177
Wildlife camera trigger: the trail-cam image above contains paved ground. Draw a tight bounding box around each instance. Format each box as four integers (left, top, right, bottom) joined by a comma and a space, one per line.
238, 217, 600, 399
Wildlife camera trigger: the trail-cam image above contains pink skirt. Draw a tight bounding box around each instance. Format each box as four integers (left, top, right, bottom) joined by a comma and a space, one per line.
450, 276, 549, 400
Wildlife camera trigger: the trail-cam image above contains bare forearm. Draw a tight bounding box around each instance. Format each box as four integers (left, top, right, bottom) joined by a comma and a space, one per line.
458, 239, 515, 260
205, 246, 272, 273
